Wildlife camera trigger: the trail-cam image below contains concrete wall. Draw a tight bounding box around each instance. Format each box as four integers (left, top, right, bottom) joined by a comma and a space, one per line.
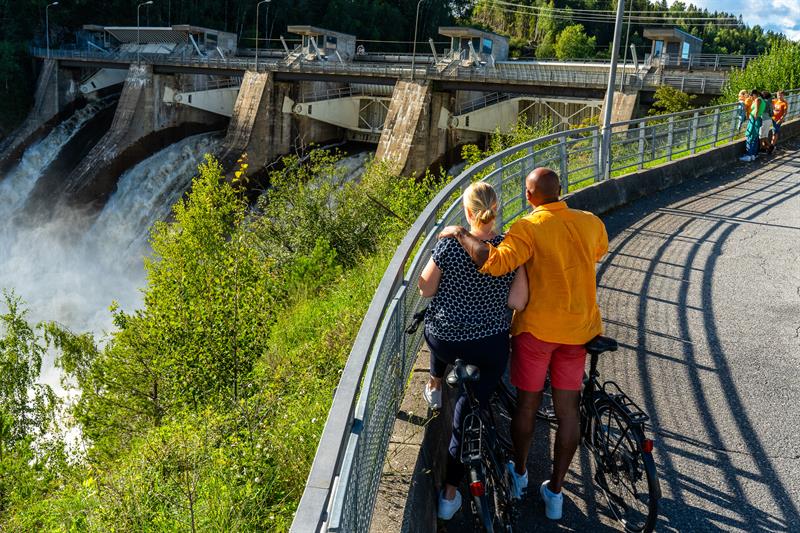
376, 81, 450, 177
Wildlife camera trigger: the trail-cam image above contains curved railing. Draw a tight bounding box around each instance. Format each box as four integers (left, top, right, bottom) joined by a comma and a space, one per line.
291, 89, 800, 532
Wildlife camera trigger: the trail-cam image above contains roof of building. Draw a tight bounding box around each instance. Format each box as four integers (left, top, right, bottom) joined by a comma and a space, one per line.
95, 25, 234, 44
438, 26, 508, 41
643, 27, 702, 44
287, 26, 355, 40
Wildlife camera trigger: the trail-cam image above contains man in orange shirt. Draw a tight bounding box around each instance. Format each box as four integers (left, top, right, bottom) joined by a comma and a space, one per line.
772, 90, 789, 151
440, 167, 608, 521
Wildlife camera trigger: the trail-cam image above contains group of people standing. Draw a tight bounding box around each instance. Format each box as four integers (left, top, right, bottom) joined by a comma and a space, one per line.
739, 89, 789, 162
418, 169, 608, 523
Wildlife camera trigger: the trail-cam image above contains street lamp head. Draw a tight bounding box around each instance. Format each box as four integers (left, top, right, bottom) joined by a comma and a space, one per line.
49, 1, 59, 6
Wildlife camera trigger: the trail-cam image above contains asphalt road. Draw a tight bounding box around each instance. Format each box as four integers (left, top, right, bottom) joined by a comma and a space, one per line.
445, 142, 800, 532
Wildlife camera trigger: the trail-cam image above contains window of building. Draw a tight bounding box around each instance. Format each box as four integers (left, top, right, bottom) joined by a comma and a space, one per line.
681, 41, 690, 60
482, 38, 493, 55
653, 40, 664, 58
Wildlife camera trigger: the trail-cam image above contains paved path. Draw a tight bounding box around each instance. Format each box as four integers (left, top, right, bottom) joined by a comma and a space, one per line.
446, 142, 800, 532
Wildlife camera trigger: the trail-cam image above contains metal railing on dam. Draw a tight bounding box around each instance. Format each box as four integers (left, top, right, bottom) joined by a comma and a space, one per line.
33, 47, 730, 94
290, 90, 800, 532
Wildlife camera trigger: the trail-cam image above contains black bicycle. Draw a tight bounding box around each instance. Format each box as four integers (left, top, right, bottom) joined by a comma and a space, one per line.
406, 311, 516, 532
493, 335, 661, 532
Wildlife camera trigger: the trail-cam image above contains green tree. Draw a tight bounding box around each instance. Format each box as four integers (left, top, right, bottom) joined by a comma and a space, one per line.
722, 40, 800, 101
554, 24, 596, 60
649, 86, 697, 115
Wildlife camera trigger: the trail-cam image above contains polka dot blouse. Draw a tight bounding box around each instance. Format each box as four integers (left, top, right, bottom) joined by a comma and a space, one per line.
425, 234, 515, 342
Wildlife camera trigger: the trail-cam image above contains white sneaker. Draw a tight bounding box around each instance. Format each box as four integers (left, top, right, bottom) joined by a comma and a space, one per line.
540, 481, 563, 520
506, 461, 528, 500
437, 489, 462, 520
423, 382, 442, 410
739, 155, 753, 162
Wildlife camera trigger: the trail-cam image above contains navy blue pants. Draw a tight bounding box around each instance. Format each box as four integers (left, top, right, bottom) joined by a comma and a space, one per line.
425, 328, 509, 487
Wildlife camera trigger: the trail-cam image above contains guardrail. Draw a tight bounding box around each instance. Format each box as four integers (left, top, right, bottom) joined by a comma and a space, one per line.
645, 52, 757, 70
32, 47, 733, 94
291, 89, 800, 532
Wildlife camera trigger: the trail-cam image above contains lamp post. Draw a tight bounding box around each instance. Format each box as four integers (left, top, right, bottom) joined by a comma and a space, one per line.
410, 0, 426, 81
137, 1, 154, 64
255, 0, 270, 70
600, 0, 625, 181
46, 2, 59, 59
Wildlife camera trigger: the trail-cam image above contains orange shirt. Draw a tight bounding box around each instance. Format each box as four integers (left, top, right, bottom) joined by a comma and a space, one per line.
743, 96, 754, 117
480, 201, 608, 345
773, 98, 788, 122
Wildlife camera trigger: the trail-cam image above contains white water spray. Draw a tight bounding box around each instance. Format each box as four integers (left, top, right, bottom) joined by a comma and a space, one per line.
0, 126, 219, 391
0, 99, 110, 220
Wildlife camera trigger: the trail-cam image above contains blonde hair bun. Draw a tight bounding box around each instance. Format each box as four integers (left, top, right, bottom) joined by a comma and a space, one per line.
464, 182, 498, 229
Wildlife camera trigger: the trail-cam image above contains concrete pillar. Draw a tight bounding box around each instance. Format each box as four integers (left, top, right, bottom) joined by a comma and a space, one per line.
60, 64, 226, 210
219, 74, 342, 175
375, 81, 448, 177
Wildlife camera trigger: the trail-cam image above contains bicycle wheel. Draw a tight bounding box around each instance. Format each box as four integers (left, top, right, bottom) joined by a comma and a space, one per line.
591, 400, 659, 533
468, 463, 496, 532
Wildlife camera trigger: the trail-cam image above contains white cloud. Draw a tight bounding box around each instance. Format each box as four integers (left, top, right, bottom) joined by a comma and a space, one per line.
671, 0, 800, 41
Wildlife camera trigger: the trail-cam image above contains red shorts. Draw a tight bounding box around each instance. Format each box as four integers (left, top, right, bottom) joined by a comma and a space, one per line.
511, 333, 587, 392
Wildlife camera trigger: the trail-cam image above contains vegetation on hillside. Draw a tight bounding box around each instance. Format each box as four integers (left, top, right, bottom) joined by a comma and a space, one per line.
0, 151, 444, 531
469, 0, 783, 59
722, 40, 800, 100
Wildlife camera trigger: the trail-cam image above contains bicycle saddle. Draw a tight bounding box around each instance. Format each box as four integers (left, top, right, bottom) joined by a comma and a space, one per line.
446, 360, 481, 387
585, 335, 618, 355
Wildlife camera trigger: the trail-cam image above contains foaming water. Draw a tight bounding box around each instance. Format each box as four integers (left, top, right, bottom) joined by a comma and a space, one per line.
0, 99, 111, 220
0, 130, 219, 391
91, 134, 220, 257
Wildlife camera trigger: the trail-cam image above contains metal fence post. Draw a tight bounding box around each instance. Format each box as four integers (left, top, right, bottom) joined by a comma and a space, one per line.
690, 112, 699, 154
592, 129, 601, 182
714, 54, 719, 70
559, 136, 569, 189
712, 108, 721, 144
637, 122, 646, 170
667, 116, 675, 161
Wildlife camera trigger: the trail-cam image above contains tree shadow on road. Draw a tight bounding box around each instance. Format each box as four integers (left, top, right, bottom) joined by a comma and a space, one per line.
596, 143, 800, 532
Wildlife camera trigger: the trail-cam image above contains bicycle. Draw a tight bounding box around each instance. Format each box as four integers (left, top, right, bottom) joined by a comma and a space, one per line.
406, 310, 516, 532
493, 335, 661, 532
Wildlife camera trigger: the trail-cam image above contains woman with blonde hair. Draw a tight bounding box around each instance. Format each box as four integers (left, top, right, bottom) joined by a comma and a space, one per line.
418, 181, 528, 520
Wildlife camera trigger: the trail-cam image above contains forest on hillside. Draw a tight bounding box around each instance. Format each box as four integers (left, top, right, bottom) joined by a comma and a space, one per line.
0, 0, 787, 134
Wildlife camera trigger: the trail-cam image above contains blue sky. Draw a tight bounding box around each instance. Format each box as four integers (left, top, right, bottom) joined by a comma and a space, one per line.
679, 0, 800, 40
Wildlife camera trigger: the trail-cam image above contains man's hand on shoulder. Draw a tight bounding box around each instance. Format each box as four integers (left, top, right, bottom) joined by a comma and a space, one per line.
439, 225, 466, 240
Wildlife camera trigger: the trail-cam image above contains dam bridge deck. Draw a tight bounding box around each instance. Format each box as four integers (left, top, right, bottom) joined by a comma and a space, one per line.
33, 48, 729, 97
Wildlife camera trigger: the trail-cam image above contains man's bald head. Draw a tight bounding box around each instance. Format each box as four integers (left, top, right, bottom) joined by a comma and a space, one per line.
525, 167, 561, 207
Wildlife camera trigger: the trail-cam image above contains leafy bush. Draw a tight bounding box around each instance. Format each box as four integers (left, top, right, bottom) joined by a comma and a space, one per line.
722, 40, 800, 100
649, 86, 697, 116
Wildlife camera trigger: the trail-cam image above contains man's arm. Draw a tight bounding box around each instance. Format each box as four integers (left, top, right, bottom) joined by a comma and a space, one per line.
439, 226, 490, 267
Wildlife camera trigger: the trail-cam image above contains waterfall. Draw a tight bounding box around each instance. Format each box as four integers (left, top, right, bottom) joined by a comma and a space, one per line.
0, 99, 111, 221
91, 134, 221, 257
0, 129, 219, 391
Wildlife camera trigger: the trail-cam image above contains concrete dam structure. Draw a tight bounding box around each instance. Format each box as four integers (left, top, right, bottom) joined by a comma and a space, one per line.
5, 20, 748, 220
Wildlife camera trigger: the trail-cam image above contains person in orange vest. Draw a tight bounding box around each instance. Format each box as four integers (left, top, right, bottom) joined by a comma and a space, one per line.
771, 90, 789, 152
738, 89, 750, 129
740, 89, 763, 162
